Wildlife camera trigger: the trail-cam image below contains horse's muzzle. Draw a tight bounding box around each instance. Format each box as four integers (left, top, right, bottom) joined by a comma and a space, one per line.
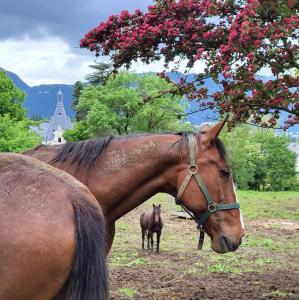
220, 235, 242, 252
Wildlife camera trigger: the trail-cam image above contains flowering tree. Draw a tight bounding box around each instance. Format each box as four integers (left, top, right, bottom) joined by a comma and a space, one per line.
80, 0, 299, 128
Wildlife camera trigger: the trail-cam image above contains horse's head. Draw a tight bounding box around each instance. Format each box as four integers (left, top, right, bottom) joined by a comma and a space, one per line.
176, 119, 245, 253
152, 204, 161, 225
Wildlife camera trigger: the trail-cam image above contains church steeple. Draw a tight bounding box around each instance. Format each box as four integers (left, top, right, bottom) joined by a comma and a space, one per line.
44, 89, 72, 144
57, 89, 64, 105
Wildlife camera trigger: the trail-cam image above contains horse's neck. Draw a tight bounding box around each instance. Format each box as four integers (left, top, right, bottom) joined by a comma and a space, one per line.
28, 134, 184, 222
89, 135, 182, 222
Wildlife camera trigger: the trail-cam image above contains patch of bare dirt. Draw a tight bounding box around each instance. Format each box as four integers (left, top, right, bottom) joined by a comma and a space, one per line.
249, 219, 299, 231
110, 251, 299, 299
109, 198, 299, 299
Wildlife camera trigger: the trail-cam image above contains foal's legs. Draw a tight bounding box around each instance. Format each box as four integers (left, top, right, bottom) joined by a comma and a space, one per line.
147, 231, 151, 250
156, 231, 161, 252
150, 232, 154, 251
141, 228, 146, 249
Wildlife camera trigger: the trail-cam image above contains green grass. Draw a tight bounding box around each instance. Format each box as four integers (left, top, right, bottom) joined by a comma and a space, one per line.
117, 221, 131, 231
146, 193, 177, 211
187, 251, 275, 275
110, 250, 149, 267
134, 191, 299, 221
242, 237, 280, 251
237, 191, 299, 221
119, 287, 137, 298
110, 191, 299, 279
262, 290, 296, 298
130, 191, 299, 222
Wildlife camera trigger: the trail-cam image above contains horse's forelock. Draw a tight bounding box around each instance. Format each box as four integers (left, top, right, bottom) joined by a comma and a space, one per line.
175, 132, 227, 160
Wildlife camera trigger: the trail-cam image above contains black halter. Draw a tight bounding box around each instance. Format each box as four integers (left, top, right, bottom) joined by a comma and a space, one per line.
175, 133, 240, 250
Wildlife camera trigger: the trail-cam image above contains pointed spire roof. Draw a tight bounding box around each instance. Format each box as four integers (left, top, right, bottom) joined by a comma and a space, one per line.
56, 89, 64, 105
44, 89, 72, 143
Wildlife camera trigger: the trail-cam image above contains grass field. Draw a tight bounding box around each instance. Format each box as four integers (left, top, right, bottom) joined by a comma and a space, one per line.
109, 191, 299, 299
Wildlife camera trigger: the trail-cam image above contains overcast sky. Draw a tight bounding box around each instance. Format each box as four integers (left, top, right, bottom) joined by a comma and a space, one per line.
0, 0, 158, 86
0, 0, 273, 86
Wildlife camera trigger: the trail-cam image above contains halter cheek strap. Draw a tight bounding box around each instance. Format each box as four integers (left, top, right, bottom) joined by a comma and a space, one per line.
175, 133, 240, 250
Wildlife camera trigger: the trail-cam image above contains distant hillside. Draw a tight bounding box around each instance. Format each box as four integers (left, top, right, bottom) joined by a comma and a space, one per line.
2, 69, 298, 133
1, 68, 75, 118
4, 69, 218, 124
25, 84, 75, 118
166, 72, 220, 124
0, 68, 30, 92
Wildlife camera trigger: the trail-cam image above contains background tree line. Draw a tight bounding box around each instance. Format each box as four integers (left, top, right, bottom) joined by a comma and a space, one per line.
221, 126, 297, 191
67, 64, 298, 192
65, 64, 190, 141
0, 67, 297, 192
0, 71, 41, 152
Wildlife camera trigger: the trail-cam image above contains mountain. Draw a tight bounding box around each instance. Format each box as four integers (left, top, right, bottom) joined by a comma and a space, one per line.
25, 84, 75, 118
0, 68, 30, 92
1, 69, 75, 118
3, 69, 298, 134
4, 69, 218, 123
167, 72, 221, 124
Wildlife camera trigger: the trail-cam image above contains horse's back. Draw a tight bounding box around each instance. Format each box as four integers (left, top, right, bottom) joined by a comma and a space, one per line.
140, 211, 151, 229
0, 153, 107, 300
0, 154, 77, 299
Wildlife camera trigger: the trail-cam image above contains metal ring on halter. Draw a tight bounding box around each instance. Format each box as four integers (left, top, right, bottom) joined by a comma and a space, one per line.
208, 202, 218, 213
188, 164, 198, 175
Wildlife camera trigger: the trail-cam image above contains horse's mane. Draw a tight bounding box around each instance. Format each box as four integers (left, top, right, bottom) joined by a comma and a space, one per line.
51, 135, 114, 170
51, 132, 227, 170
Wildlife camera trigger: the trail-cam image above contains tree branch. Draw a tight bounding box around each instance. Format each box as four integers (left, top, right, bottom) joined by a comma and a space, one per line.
282, 37, 299, 69
177, 107, 216, 118
244, 121, 286, 130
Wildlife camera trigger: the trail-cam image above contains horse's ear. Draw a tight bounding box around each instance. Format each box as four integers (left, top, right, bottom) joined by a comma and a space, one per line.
208, 117, 227, 139
158, 204, 161, 208
153, 204, 155, 208
202, 117, 228, 148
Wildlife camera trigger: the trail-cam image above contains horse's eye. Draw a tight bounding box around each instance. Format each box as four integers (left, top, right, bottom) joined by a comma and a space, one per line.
220, 169, 230, 178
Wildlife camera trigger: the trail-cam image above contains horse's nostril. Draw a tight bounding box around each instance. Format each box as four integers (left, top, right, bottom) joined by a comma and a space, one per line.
222, 236, 228, 244
221, 236, 229, 249
221, 236, 240, 251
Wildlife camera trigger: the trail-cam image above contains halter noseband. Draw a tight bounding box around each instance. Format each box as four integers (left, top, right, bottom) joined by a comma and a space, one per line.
175, 133, 240, 250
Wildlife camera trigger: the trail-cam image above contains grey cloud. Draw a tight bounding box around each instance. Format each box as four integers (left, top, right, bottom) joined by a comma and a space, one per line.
0, 0, 153, 46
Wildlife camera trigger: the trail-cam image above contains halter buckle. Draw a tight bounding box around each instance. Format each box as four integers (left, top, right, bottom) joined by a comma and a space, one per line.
208, 202, 218, 213
188, 164, 198, 175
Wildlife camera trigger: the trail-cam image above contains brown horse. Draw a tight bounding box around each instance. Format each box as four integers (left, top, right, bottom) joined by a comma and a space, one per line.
0, 153, 108, 300
25, 119, 245, 254
140, 204, 163, 252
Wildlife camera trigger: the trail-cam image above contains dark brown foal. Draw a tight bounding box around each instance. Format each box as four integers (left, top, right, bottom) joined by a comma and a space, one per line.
140, 204, 163, 252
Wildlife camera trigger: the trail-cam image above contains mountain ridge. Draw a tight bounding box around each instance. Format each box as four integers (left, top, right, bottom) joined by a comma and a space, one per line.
3, 68, 217, 123
2, 68, 298, 134
1, 68, 75, 118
